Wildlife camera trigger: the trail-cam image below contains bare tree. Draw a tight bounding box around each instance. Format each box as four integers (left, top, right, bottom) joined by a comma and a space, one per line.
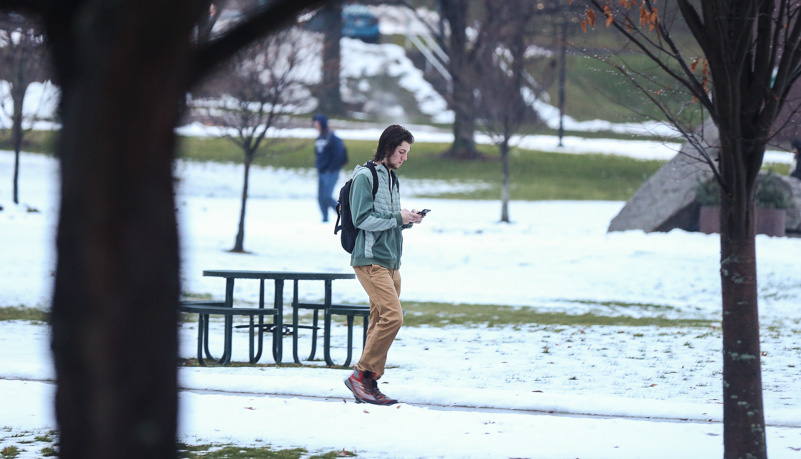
0, 0, 326, 458
191, 27, 311, 253
432, 0, 574, 160
0, 12, 48, 204
583, 1, 801, 457
475, 1, 557, 223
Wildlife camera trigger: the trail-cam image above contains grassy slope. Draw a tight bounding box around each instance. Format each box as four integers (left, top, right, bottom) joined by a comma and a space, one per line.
175, 136, 664, 201
5, 131, 791, 201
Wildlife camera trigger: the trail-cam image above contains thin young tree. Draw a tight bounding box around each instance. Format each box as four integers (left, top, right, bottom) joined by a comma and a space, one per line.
0, 1, 326, 458
0, 13, 48, 204
582, 1, 801, 457
474, 1, 552, 222
192, 27, 311, 253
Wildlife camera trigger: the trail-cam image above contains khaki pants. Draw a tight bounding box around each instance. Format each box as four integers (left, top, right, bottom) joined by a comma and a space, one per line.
353, 265, 403, 379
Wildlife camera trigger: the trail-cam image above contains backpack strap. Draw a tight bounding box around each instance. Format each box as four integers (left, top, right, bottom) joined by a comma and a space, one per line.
364, 161, 379, 198
366, 160, 400, 195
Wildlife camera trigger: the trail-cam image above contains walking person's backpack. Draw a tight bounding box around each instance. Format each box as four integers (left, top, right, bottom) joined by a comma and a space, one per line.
334, 162, 379, 254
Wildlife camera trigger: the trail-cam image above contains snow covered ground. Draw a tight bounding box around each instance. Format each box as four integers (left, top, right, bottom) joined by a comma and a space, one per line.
1, 148, 800, 458
2, 7, 800, 455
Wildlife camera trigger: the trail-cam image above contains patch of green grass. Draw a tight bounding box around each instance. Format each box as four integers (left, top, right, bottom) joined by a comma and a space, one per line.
33, 431, 56, 444
0, 446, 20, 459
542, 52, 705, 126
0, 307, 48, 323
182, 293, 215, 301
564, 299, 677, 311
176, 136, 664, 201
177, 442, 355, 458
0, 130, 58, 155
0, 430, 57, 458
400, 301, 716, 328
14, 129, 788, 203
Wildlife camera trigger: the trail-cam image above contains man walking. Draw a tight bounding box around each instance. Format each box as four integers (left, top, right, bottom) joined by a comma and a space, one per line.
312, 114, 347, 222
344, 124, 425, 405
791, 139, 801, 180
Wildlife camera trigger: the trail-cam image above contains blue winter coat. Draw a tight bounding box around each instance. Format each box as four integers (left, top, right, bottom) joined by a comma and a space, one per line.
315, 131, 348, 173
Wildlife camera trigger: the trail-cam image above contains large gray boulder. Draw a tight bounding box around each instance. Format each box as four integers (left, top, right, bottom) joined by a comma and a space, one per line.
608, 122, 801, 234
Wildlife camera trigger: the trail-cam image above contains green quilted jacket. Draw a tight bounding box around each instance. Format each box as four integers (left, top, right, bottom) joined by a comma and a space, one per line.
348, 162, 412, 269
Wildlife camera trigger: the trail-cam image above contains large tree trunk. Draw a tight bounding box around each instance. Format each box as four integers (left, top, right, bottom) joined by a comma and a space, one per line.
317, 2, 343, 116
23, 0, 325, 457
440, 0, 479, 159
449, 86, 477, 157
47, 4, 200, 457
718, 146, 767, 458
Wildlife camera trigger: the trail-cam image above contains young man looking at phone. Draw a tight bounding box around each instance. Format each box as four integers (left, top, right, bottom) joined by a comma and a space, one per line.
344, 124, 427, 405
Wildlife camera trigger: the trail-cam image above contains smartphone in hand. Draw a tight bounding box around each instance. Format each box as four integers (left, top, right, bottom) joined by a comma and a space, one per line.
417, 209, 431, 216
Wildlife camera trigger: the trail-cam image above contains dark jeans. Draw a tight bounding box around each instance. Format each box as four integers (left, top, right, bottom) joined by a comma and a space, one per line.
318, 170, 340, 221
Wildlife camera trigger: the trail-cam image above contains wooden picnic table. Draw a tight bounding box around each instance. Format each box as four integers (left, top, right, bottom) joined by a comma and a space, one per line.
190, 270, 357, 366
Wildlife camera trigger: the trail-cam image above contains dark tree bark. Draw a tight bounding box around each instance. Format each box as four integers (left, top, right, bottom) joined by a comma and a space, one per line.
715, 120, 767, 457
47, 5, 196, 456
317, 1, 343, 116
584, 1, 801, 457
0, 0, 326, 457
439, 0, 478, 159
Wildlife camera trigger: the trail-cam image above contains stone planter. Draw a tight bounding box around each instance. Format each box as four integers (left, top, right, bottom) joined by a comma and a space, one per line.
756, 208, 786, 237
699, 206, 720, 234
698, 206, 786, 237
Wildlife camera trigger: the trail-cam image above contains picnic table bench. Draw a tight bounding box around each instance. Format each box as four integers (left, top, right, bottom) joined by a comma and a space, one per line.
180, 270, 362, 366
293, 300, 370, 366
179, 300, 279, 366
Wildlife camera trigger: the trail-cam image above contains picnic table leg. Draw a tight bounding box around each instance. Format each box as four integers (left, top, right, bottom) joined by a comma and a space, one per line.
342, 314, 355, 367
362, 314, 369, 348
272, 279, 284, 364
292, 280, 302, 363
307, 308, 319, 361
195, 313, 206, 366
220, 278, 236, 365
248, 279, 266, 363
200, 312, 217, 362
323, 279, 335, 366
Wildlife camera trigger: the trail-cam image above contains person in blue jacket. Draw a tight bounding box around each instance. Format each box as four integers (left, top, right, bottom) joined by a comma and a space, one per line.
791, 139, 801, 180
313, 114, 348, 222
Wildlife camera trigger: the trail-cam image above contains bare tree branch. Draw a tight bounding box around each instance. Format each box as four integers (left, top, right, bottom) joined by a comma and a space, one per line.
587, 0, 714, 115
193, 0, 324, 82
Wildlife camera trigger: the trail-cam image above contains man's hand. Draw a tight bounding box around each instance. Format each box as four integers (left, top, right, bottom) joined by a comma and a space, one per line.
401, 209, 424, 225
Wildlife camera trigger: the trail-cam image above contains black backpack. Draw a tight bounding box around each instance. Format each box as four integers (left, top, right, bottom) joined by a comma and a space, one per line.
334, 161, 380, 254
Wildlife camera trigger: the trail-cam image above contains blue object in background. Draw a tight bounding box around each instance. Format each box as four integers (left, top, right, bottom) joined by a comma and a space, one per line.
303, 4, 381, 44
341, 5, 380, 44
